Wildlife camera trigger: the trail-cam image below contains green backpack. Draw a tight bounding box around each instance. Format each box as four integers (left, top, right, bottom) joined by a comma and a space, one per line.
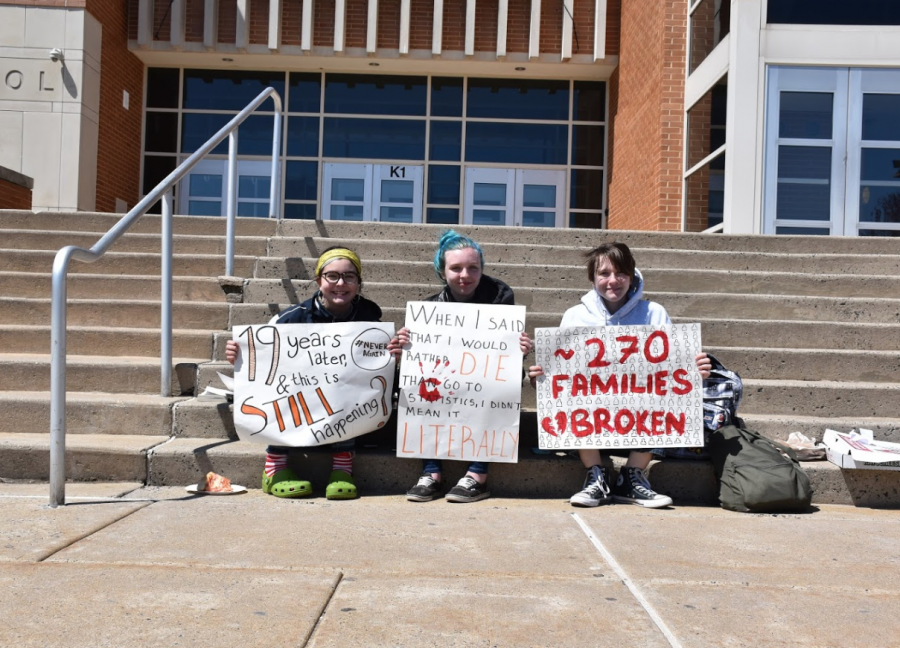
707, 418, 813, 513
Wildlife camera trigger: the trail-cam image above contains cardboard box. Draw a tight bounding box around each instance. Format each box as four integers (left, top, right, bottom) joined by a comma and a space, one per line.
824, 428, 900, 471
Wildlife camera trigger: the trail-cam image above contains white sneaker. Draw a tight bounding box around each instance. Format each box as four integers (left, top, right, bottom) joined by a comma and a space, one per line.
569, 466, 612, 507
612, 467, 673, 508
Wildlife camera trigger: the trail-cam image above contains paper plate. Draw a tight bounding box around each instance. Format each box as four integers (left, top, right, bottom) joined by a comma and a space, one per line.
185, 484, 247, 495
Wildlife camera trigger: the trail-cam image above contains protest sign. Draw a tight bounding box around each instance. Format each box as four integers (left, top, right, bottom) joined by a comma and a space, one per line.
534, 323, 703, 450
233, 322, 395, 447
397, 301, 526, 463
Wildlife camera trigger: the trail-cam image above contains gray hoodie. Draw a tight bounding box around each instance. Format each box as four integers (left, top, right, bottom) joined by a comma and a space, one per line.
559, 268, 671, 328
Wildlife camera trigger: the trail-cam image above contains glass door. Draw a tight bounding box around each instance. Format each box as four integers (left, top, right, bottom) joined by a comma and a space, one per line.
179, 160, 272, 217
464, 168, 565, 227
322, 163, 423, 222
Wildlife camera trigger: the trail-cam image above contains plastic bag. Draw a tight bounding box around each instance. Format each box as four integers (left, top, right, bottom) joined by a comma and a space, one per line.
780, 432, 827, 461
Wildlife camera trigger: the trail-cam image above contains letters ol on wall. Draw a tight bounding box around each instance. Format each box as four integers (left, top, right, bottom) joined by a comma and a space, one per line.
397, 302, 526, 463
535, 324, 704, 450
233, 322, 396, 446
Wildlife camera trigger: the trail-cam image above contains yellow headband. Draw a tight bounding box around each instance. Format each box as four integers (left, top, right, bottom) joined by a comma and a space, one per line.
315, 248, 362, 279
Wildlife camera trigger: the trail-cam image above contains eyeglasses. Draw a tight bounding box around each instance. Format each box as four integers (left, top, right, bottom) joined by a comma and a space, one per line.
321, 271, 360, 285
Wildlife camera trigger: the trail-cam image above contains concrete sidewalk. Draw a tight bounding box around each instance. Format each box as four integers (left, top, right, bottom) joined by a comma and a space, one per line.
1, 483, 898, 648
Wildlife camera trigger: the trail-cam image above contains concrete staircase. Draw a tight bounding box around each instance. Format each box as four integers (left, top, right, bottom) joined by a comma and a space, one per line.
3, 210, 900, 506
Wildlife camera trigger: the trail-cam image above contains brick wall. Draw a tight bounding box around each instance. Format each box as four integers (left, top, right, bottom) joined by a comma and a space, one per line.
85, 0, 145, 212
607, 0, 686, 231
0, 169, 33, 210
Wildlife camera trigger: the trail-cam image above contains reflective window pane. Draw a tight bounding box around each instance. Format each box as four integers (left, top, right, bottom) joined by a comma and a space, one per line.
862, 94, 900, 141
288, 72, 322, 113
284, 161, 318, 201
687, 79, 727, 170
146, 68, 179, 109
142, 156, 176, 213
775, 226, 830, 235
331, 178, 365, 201
779, 92, 833, 139
323, 118, 426, 160
778, 146, 831, 180
190, 173, 223, 198
767, 1, 900, 26
466, 122, 567, 165
523, 185, 556, 208
572, 125, 605, 167
237, 115, 276, 155
467, 79, 569, 121
380, 180, 413, 203
473, 183, 507, 206
325, 74, 427, 116
472, 210, 505, 226
570, 169, 604, 209
427, 208, 459, 224
181, 113, 229, 154
523, 211, 555, 227
380, 206, 413, 222
860, 149, 900, 182
427, 166, 460, 205
284, 203, 318, 220
859, 186, 900, 224
685, 164, 722, 232
330, 205, 364, 221
431, 77, 463, 117
776, 147, 830, 222
144, 112, 178, 153
690, 0, 731, 74
239, 175, 270, 199
286, 116, 319, 157
573, 82, 606, 122
429, 121, 462, 161
183, 69, 285, 111
238, 202, 269, 217
860, 229, 900, 237
569, 212, 604, 229
189, 200, 222, 216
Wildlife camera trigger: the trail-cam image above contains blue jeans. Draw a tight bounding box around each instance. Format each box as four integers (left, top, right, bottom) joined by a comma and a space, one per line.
423, 459, 488, 475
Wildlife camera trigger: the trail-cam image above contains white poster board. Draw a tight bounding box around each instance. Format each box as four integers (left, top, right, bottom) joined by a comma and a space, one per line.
233, 322, 395, 446
534, 324, 703, 451
397, 301, 526, 463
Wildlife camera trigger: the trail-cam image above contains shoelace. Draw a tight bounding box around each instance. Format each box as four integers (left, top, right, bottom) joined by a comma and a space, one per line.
630, 469, 656, 497
584, 470, 609, 497
456, 476, 479, 490
416, 475, 436, 488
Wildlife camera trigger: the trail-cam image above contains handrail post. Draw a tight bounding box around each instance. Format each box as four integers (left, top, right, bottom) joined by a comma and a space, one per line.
226, 130, 239, 276
50, 248, 74, 508
270, 110, 282, 220
161, 190, 174, 396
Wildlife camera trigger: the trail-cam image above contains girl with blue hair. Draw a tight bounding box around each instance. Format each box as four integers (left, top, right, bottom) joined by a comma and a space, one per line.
398, 230, 533, 503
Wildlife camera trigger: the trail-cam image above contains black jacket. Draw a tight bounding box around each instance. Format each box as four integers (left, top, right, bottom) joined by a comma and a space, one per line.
273, 293, 383, 324
425, 274, 515, 306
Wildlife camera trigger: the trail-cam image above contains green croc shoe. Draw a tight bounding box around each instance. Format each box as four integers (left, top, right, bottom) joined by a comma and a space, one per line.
325, 470, 358, 500
262, 469, 312, 498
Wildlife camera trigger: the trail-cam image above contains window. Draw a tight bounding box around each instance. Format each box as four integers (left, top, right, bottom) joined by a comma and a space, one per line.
764, 67, 900, 236
767, 1, 900, 26
684, 75, 727, 231
689, 0, 730, 74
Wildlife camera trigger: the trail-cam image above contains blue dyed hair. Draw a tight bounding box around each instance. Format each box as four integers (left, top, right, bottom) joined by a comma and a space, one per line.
433, 230, 484, 281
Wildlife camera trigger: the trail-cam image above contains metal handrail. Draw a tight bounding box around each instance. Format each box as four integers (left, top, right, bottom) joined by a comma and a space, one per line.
49, 87, 283, 507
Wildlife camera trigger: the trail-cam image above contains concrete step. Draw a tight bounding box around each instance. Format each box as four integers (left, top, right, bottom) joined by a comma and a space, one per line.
1, 297, 229, 329
0, 210, 278, 237
262, 240, 900, 276
0, 391, 186, 436
0, 249, 256, 277
1, 229, 270, 256
258, 257, 900, 297
236, 283, 900, 324
0, 272, 225, 301
0, 354, 200, 396
0, 432, 169, 481
274, 220, 900, 255
144, 436, 893, 507
738, 413, 900, 445
0, 325, 216, 358
707, 346, 900, 384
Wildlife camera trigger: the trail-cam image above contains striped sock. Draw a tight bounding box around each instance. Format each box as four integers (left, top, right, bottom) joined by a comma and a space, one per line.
332, 451, 353, 475
264, 453, 288, 477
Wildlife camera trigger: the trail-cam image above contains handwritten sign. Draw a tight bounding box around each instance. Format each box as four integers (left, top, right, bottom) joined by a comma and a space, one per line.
233, 322, 395, 446
535, 324, 703, 450
397, 302, 526, 463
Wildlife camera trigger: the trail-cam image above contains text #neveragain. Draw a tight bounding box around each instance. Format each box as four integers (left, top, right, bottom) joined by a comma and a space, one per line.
534, 323, 703, 451
397, 302, 526, 463
233, 322, 396, 446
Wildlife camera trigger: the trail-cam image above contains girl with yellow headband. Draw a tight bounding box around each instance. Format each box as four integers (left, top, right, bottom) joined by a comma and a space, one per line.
226, 246, 400, 499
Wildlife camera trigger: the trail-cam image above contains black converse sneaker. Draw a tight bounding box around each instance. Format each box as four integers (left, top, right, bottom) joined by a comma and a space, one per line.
406, 473, 442, 502
570, 465, 612, 507
612, 467, 673, 508
445, 476, 490, 503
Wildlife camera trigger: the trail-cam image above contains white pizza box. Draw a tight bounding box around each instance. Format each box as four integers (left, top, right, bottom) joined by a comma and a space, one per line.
823, 428, 900, 471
